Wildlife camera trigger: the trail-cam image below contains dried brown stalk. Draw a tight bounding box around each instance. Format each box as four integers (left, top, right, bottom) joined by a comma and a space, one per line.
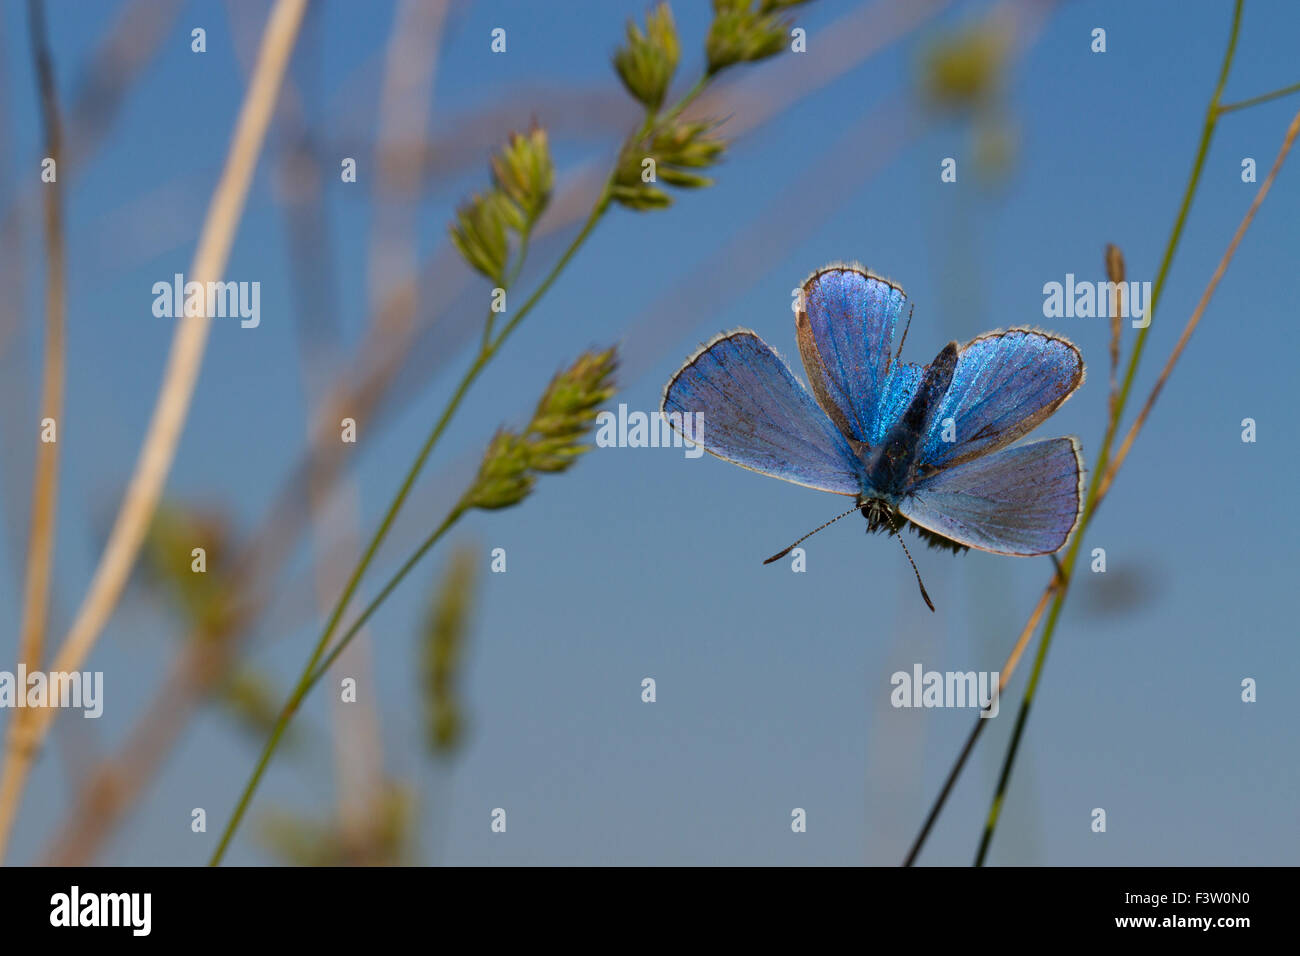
0, 0, 310, 864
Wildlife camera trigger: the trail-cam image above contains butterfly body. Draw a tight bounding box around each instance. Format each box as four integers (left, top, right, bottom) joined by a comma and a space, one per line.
662, 263, 1085, 578
860, 340, 957, 500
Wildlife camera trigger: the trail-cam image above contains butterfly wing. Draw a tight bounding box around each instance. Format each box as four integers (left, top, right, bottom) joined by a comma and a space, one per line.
918, 329, 1083, 471
877, 360, 924, 437
795, 264, 907, 445
662, 330, 862, 496
900, 437, 1083, 555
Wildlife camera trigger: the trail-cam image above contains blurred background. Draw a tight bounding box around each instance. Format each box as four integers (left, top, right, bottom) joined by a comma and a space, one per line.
0, 0, 1296, 866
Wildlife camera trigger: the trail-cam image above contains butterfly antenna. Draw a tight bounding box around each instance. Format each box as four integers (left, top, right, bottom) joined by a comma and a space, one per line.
763, 504, 861, 565
893, 301, 915, 368
885, 510, 935, 612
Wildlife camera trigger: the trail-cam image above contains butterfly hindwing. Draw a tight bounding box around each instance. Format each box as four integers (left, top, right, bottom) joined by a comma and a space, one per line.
661, 330, 862, 496
900, 437, 1083, 555
918, 329, 1084, 471
795, 265, 907, 445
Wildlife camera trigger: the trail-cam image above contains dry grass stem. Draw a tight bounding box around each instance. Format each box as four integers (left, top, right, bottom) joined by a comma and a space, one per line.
0, 0, 309, 864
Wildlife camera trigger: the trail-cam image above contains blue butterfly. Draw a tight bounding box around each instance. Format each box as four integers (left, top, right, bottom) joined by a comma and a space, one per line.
661, 263, 1084, 610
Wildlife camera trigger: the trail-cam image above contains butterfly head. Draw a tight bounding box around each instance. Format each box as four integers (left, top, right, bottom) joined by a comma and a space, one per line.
858, 495, 898, 534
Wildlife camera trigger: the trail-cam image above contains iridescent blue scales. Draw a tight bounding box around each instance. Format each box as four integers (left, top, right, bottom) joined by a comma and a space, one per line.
661, 263, 1084, 560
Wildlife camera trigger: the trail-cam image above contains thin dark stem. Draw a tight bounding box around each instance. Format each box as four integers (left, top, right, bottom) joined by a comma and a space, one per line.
973, 0, 1244, 866
490, 198, 607, 353
306, 507, 464, 691
658, 75, 707, 127
902, 579, 1058, 865
482, 230, 531, 350
902, 716, 988, 866
974, 700, 1033, 865
208, 358, 483, 866
1218, 80, 1300, 115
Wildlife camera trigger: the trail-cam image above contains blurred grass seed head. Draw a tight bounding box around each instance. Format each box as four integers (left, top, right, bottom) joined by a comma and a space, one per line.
260, 783, 415, 867
490, 125, 554, 227
614, 2, 680, 110
448, 191, 515, 285
919, 21, 1010, 113
613, 119, 727, 210
422, 546, 479, 754
461, 347, 618, 511
707, 0, 813, 76
220, 667, 299, 745
918, 20, 1016, 180
451, 128, 555, 282
143, 502, 237, 642
611, 0, 811, 210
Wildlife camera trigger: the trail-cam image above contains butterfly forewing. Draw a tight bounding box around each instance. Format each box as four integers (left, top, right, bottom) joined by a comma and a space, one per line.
795, 265, 907, 445
917, 329, 1084, 472
661, 330, 862, 496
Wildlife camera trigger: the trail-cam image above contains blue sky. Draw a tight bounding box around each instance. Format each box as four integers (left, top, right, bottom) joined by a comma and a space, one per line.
1, 0, 1297, 865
